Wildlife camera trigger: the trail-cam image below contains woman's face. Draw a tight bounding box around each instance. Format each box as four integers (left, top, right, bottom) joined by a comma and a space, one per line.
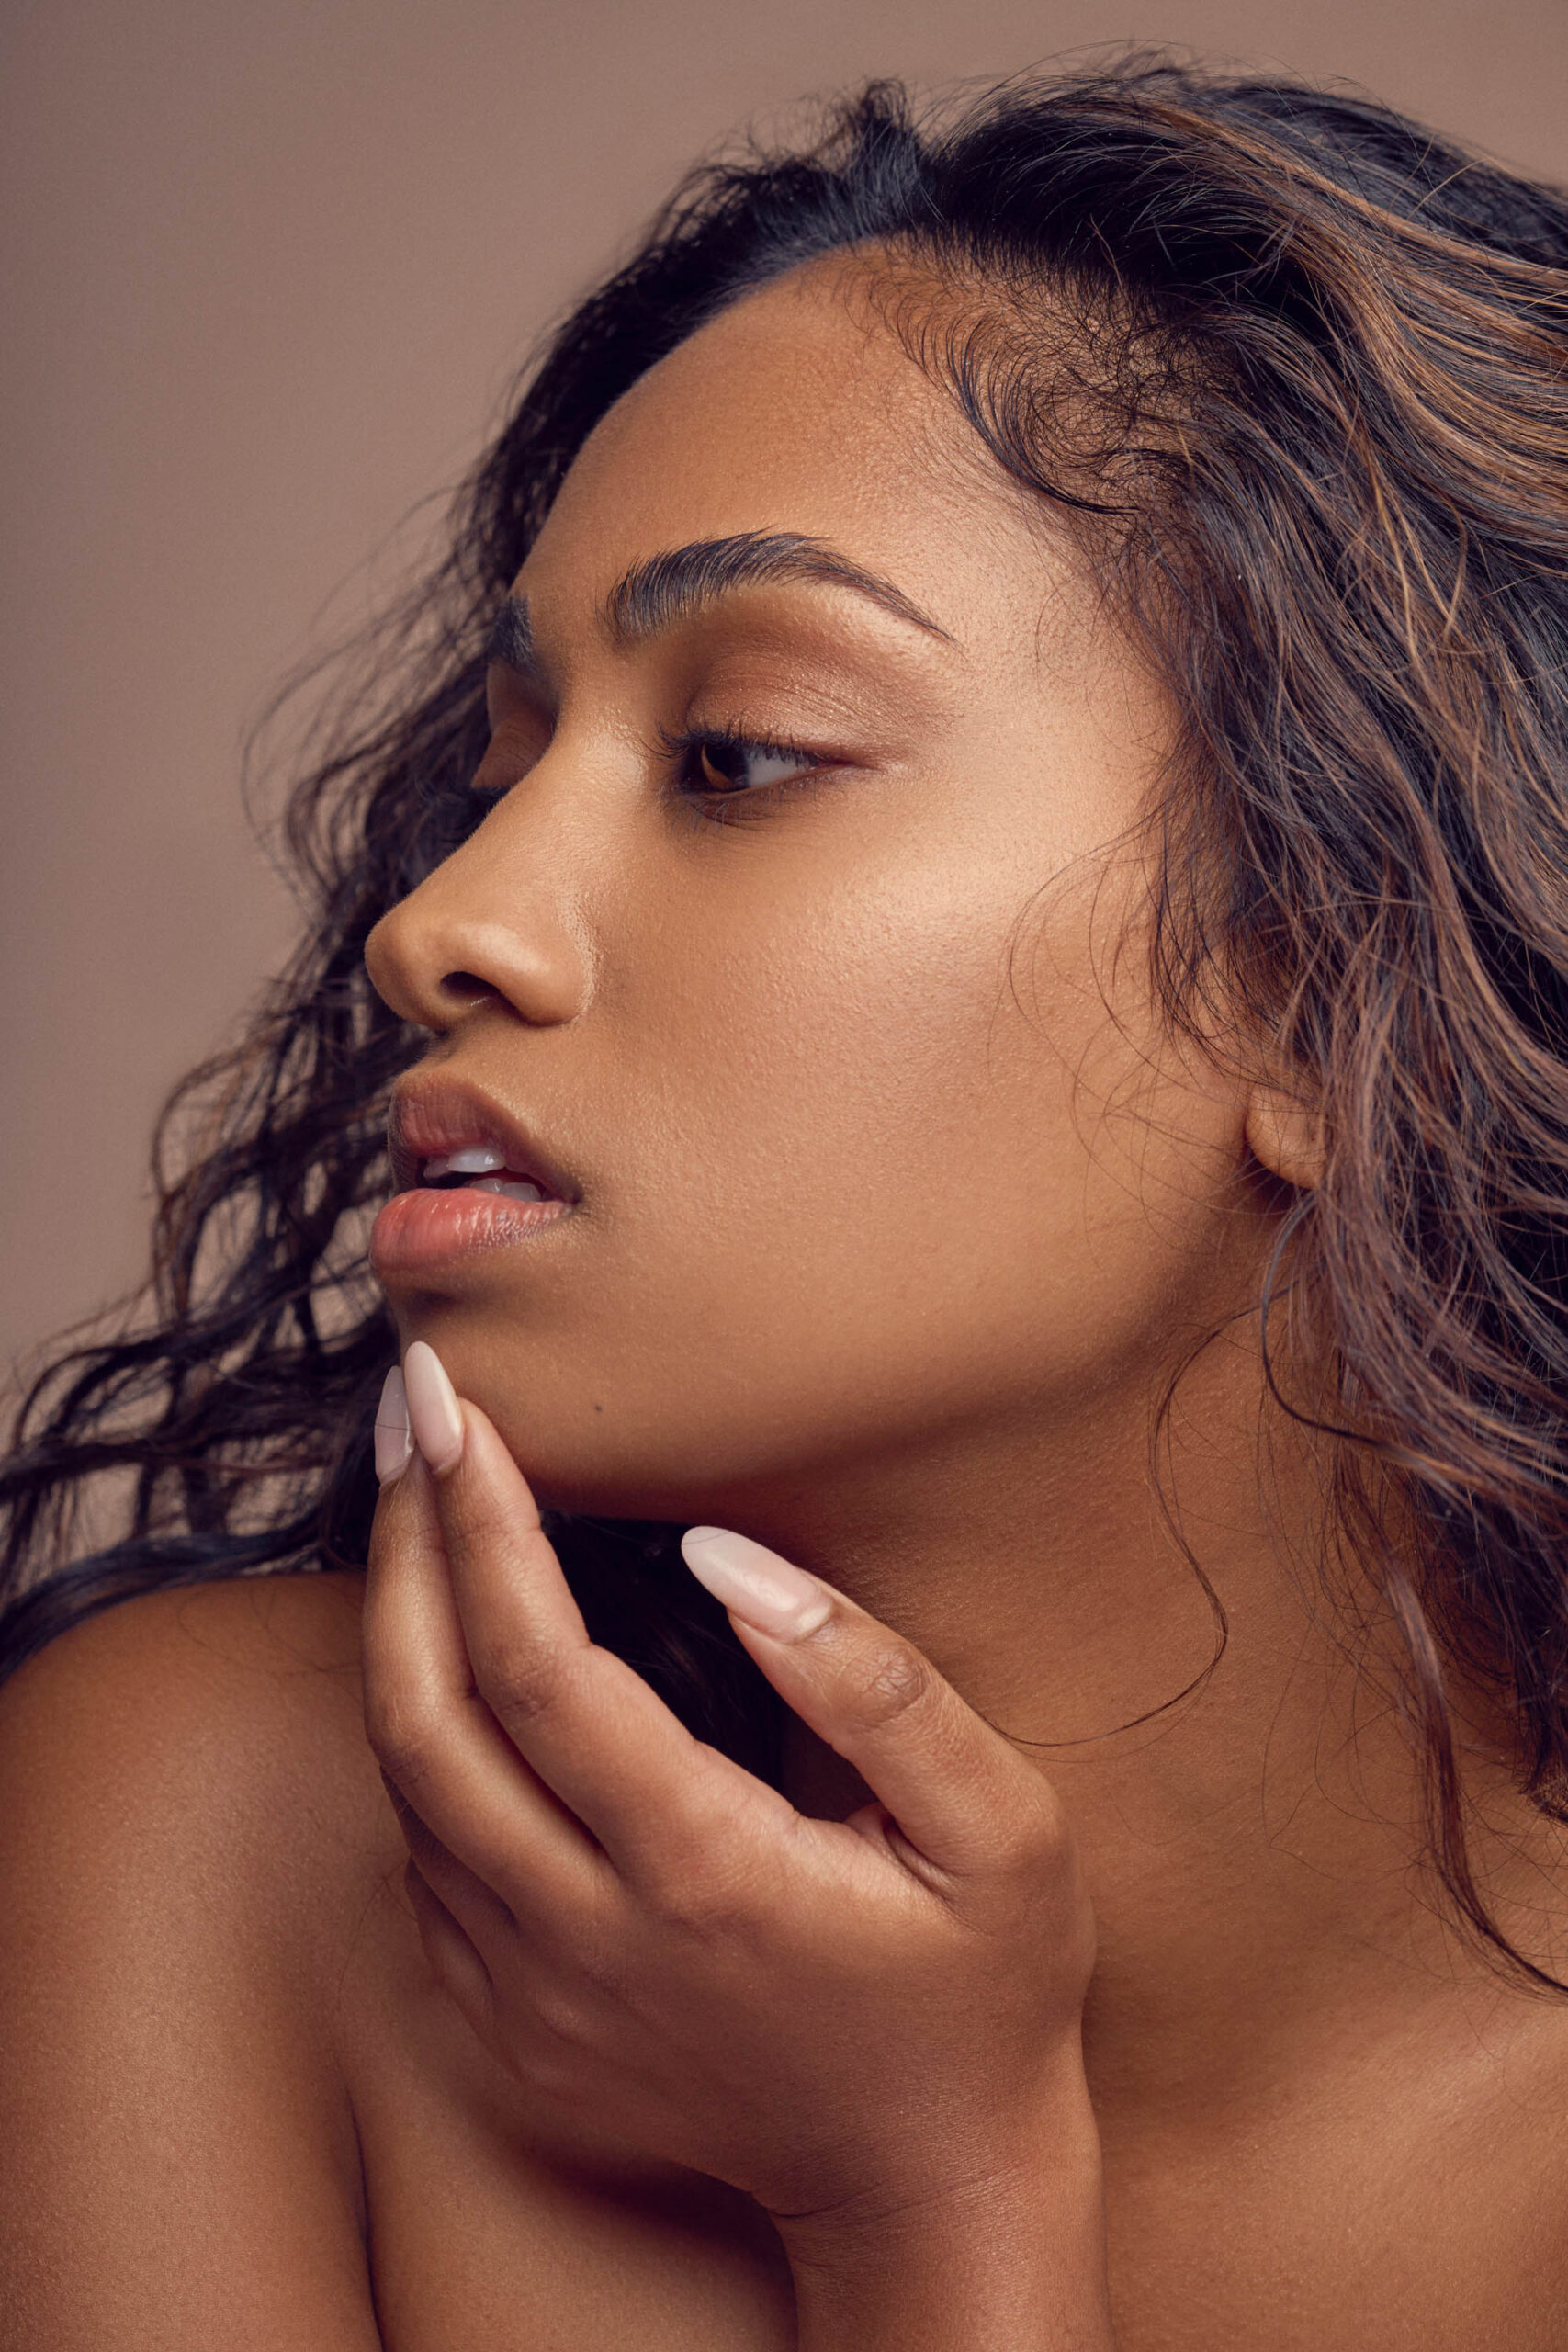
364, 261, 1264, 1525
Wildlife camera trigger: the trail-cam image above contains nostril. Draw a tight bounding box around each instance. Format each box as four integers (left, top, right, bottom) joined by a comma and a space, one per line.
439, 970, 498, 1006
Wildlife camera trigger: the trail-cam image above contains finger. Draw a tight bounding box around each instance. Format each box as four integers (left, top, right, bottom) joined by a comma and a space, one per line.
405, 1858, 497, 2042
405, 1364, 795, 1888
363, 1448, 611, 1915
681, 1527, 1065, 1887
381, 1770, 518, 1951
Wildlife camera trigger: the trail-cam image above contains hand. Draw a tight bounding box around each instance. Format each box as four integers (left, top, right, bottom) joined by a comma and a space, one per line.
362, 1341, 1102, 2247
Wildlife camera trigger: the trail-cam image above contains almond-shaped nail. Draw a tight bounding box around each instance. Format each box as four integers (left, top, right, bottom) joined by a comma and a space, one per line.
680, 1527, 834, 1641
373, 1365, 412, 1485
402, 1340, 465, 1475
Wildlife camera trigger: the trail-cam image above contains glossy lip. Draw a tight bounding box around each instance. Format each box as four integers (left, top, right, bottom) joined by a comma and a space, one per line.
370, 1182, 570, 1283
387, 1072, 581, 1204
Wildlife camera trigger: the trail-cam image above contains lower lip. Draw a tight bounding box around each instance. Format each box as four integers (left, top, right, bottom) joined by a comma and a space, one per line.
369, 1186, 571, 1279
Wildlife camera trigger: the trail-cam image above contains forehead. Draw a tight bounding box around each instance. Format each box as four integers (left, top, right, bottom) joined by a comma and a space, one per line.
522, 261, 1051, 630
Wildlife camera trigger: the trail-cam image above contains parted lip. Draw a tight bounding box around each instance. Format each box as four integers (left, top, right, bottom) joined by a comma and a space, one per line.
387, 1072, 579, 1204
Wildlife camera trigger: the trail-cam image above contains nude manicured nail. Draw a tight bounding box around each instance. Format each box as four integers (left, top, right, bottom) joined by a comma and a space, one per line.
680, 1527, 834, 1641
402, 1340, 465, 1475
374, 1365, 413, 1485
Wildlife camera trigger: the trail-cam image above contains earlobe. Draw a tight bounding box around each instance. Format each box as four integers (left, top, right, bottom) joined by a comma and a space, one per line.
1245, 1085, 1325, 1191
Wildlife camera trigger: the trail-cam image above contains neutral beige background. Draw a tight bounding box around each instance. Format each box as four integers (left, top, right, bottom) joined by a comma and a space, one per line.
4, 0, 1566, 1389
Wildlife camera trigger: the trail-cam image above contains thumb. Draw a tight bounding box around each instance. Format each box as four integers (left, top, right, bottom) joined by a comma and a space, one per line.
680, 1526, 1059, 1886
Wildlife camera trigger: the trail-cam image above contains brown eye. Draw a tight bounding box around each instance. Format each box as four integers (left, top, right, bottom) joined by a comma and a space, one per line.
693, 736, 816, 794
697, 740, 745, 792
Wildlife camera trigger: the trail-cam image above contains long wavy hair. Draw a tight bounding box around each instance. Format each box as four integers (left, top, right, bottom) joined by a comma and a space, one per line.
6, 59, 1568, 1984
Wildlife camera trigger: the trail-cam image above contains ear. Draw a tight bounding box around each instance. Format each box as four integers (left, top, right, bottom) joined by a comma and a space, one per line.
1244, 1083, 1325, 1191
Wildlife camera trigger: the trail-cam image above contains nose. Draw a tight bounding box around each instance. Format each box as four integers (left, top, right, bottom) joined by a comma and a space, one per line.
364, 797, 592, 1035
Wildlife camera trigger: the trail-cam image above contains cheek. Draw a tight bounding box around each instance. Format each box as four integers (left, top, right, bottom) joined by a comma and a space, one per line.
493, 851, 1247, 1504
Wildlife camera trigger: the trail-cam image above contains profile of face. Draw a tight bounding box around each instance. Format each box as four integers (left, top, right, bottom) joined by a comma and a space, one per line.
364, 259, 1283, 1535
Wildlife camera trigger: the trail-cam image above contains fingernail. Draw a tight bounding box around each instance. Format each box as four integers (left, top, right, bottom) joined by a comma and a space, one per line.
680, 1527, 833, 1642
373, 1365, 412, 1485
402, 1340, 465, 1475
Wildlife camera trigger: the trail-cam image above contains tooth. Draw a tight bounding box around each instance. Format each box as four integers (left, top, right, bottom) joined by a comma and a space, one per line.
471, 1177, 545, 1200
424, 1143, 507, 1178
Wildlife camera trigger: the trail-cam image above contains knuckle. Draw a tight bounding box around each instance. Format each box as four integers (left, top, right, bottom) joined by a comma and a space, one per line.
363, 1687, 441, 1792
840, 1637, 937, 1730
644, 1847, 760, 1936
526, 1976, 603, 2058
646, 1879, 725, 1938
510, 2037, 582, 2109
550, 1923, 625, 2006
446, 1482, 517, 1561
469, 1631, 577, 1726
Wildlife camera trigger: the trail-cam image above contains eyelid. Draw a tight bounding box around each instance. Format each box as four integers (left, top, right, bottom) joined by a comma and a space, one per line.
468, 707, 845, 810
469, 710, 549, 804
654, 720, 832, 798
486, 658, 555, 722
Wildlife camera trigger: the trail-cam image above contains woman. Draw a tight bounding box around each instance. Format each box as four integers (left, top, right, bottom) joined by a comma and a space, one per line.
3, 58, 1567, 2347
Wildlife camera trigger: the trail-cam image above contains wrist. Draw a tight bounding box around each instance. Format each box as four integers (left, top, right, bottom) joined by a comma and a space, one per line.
779, 2141, 1116, 2352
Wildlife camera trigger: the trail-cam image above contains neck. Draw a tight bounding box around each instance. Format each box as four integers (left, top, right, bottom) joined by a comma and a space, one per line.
753, 1320, 1556, 2119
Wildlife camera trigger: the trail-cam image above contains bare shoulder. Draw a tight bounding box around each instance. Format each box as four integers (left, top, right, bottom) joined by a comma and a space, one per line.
0, 1571, 391, 2348
0, 1568, 389, 1948
0, 1562, 372, 1718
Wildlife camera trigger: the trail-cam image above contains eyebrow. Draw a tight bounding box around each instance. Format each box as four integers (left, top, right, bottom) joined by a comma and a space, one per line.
483, 528, 953, 674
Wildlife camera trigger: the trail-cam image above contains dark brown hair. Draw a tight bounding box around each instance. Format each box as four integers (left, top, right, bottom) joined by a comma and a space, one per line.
6, 59, 1568, 1984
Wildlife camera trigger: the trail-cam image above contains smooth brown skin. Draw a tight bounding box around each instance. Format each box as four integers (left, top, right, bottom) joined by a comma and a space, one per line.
5, 256, 1568, 2347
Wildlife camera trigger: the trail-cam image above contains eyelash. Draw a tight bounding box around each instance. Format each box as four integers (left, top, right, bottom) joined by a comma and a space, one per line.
469, 719, 830, 824
655, 723, 828, 819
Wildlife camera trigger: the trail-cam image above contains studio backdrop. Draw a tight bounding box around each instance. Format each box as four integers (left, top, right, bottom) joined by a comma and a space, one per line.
4, 0, 1563, 1383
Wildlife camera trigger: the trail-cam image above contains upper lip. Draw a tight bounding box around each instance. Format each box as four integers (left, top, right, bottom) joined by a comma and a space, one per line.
387, 1072, 578, 1203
